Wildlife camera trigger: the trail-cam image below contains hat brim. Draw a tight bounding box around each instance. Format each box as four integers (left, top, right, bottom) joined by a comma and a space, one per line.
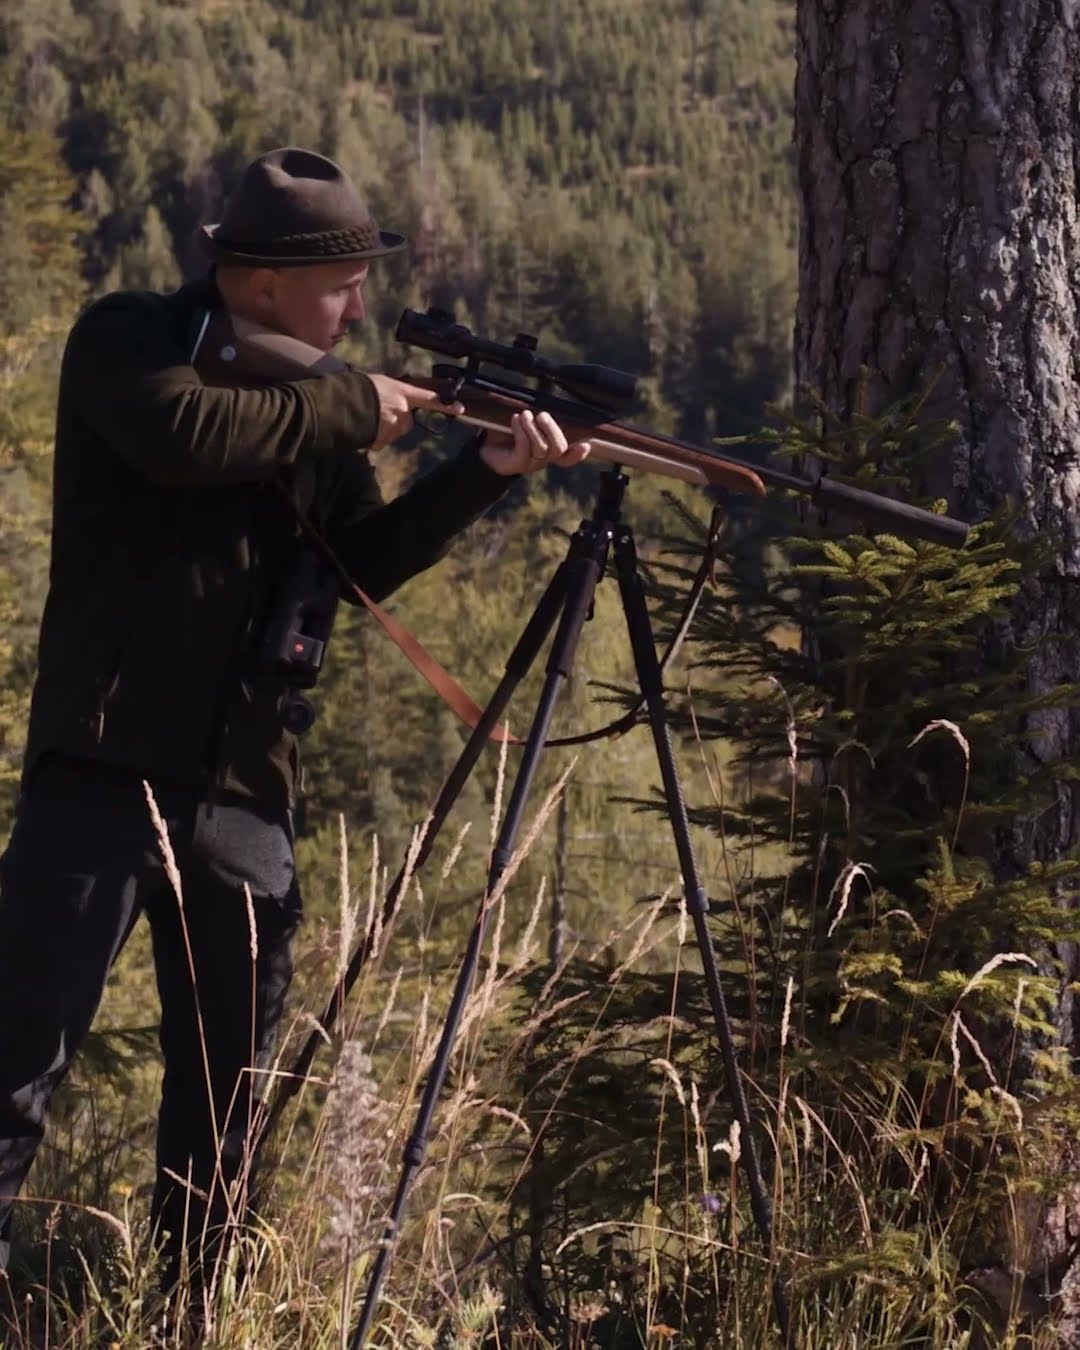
199, 223, 408, 266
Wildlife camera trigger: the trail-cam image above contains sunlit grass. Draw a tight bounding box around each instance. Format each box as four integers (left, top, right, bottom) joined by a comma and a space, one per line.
1, 765, 1061, 1350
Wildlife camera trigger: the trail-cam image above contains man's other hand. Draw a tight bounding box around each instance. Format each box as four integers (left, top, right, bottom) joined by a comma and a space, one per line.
366, 373, 464, 452
479, 410, 591, 477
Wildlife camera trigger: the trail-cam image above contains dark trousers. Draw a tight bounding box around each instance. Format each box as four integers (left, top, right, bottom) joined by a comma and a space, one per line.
0, 755, 301, 1290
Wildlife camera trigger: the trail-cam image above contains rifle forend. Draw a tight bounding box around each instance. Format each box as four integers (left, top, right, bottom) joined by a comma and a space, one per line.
404, 373, 768, 496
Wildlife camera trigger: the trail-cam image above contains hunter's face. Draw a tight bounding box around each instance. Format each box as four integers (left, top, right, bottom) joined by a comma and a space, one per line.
264, 260, 370, 351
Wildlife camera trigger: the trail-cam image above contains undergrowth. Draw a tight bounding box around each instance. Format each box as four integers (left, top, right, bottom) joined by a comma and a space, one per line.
4, 386, 1078, 1348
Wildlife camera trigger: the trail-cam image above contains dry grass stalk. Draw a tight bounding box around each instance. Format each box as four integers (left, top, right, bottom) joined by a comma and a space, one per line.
959, 952, 1037, 1003
650, 1058, 687, 1108
336, 812, 356, 983
826, 860, 875, 938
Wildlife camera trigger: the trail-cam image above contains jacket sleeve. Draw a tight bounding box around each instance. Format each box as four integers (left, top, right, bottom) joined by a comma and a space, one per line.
64, 294, 381, 486
324, 435, 514, 603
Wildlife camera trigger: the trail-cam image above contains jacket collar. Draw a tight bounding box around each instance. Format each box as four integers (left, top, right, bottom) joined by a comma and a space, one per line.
173, 269, 221, 315
175, 271, 223, 363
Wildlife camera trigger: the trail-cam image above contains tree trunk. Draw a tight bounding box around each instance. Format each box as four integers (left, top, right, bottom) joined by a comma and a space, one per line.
796, 0, 1080, 1326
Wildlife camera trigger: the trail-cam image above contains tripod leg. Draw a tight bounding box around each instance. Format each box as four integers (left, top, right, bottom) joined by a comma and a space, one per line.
258, 554, 579, 1158
612, 523, 793, 1346
351, 521, 612, 1348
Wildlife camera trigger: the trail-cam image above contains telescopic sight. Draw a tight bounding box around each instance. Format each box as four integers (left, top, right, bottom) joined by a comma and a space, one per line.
396, 307, 638, 416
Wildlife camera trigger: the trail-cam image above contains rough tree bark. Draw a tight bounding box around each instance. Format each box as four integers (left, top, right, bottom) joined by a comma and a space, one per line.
796, 0, 1080, 1327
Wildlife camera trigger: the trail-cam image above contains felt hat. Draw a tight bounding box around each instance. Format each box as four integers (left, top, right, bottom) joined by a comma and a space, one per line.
200, 146, 406, 266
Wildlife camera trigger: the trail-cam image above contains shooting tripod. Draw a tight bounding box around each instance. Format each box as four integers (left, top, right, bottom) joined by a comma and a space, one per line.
341, 465, 792, 1347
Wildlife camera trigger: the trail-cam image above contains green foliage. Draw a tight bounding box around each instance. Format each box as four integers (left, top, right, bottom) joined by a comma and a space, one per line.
626, 382, 1080, 1337
0, 131, 84, 807
0, 0, 801, 867
1, 0, 797, 434
0, 130, 84, 335
0, 0, 798, 1135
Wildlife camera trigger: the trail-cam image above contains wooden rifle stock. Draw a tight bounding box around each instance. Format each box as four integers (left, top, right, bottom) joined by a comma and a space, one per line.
405, 375, 767, 496
193, 311, 765, 494
192, 309, 350, 384
194, 313, 764, 494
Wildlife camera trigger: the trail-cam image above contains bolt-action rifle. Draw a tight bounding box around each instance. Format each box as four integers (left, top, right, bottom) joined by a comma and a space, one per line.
194, 304, 969, 550
396, 306, 970, 549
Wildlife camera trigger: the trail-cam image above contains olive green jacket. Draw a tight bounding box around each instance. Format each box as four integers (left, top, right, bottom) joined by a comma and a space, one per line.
23, 276, 510, 808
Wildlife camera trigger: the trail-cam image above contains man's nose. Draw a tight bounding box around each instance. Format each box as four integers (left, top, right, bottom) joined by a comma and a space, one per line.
344, 288, 366, 321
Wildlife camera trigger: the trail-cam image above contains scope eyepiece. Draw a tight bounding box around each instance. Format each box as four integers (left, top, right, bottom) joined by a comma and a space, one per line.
395, 308, 475, 359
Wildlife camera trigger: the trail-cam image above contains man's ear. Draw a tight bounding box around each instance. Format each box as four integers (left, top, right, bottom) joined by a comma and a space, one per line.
251, 267, 280, 313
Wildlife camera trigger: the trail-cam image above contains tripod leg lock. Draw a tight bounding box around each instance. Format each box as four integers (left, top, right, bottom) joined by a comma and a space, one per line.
403, 1134, 427, 1168
685, 884, 711, 916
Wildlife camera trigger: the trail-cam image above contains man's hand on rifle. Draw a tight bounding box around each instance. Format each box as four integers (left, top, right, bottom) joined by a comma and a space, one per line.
478, 409, 592, 477
366, 377, 590, 477
366, 374, 465, 452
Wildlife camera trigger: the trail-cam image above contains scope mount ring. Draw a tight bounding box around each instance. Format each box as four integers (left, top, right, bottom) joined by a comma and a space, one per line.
431, 363, 468, 402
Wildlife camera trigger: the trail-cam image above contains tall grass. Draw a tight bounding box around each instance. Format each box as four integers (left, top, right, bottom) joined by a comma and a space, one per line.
0, 749, 1063, 1350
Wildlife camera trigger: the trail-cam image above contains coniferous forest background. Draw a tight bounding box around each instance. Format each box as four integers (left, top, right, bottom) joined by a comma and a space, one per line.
2, 2, 1072, 1347
0, 0, 798, 855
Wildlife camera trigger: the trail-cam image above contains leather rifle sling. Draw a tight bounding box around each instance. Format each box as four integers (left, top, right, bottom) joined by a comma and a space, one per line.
191, 307, 515, 744
282, 485, 725, 752
191, 308, 721, 749
271, 477, 517, 743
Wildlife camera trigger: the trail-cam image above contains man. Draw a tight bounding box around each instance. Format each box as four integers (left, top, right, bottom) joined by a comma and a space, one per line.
0, 147, 588, 1309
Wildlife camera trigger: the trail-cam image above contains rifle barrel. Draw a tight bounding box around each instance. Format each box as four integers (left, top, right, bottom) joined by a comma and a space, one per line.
423, 371, 971, 551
